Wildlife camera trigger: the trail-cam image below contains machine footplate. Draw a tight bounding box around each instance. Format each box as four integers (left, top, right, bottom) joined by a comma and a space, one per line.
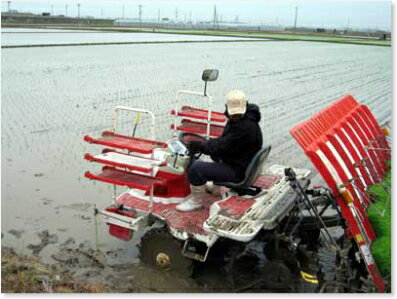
116, 192, 221, 236
204, 166, 311, 242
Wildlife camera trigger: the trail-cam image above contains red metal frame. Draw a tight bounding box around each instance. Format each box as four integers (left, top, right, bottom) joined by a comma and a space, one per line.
290, 94, 387, 292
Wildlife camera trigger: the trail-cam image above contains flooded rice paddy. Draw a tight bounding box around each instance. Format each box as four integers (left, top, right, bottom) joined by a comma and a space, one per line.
2, 28, 263, 46
1, 33, 392, 292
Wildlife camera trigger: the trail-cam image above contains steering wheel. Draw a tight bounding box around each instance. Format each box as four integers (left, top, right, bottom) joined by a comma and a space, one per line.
178, 132, 206, 167
178, 132, 206, 146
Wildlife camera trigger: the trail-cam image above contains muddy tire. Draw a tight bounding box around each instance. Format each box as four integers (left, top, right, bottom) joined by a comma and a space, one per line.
317, 245, 341, 292
260, 260, 292, 290
139, 227, 193, 277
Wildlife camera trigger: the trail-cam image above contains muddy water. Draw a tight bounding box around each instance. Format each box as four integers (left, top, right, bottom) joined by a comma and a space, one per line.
1, 39, 391, 292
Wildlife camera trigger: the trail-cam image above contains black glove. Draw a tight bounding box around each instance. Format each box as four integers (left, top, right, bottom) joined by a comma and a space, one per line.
210, 155, 221, 163
187, 141, 202, 154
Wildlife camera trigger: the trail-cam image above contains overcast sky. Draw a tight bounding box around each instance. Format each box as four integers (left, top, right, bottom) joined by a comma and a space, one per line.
1, 1, 392, 30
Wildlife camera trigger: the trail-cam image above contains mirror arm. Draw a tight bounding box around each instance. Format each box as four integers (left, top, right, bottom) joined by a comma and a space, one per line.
204, 81, 207, 96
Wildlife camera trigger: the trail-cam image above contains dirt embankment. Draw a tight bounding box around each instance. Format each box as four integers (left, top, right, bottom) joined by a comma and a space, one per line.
1, 247, 106, 293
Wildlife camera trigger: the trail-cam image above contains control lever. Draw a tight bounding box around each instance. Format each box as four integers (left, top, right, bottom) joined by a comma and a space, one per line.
284, 167, 338, 248
284, 167, 297, 181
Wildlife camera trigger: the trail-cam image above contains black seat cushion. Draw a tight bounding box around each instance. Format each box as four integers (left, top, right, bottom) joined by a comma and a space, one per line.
218, 146, 271, 189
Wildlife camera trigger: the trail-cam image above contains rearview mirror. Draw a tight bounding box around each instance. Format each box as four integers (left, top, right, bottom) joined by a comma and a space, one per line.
202, 69, 219, 82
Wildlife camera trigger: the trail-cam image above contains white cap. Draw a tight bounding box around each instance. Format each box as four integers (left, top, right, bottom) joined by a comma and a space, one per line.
226, 90, 247, 115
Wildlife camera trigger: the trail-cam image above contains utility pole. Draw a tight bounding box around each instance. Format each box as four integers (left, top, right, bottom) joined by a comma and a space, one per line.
51, 5, 54, 15
157, 9, 160, 23
101, 8, 103, 18
138, 4, 142, 27
346, 18, 350, 31
213, 5, 217, 29
77, 3, 81, 19
7, 1, 11, 13
189, 11, 192, 23
65, 4, 68, 16
294, 6, 298, 29
175, 8, 178, 21
235, 15, 239, 24
122, 5, 125, 19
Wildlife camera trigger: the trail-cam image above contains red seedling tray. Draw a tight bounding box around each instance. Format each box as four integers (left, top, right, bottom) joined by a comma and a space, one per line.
170, 106, 226, 123
84, 131, 167, 154
171, 119, 225, 137
85, 166, 166, 191
84, 152, 166, 173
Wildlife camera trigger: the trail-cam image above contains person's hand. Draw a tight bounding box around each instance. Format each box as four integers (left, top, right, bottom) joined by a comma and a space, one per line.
210, 155, 221, 163
187, 141, 202, 154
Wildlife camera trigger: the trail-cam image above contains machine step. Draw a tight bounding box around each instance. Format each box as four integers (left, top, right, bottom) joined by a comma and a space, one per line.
84, 131, 167, 154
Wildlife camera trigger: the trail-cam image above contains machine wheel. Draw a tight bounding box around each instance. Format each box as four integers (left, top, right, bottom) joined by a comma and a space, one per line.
300, 229, 321, 250
224, 241, 293, 292
260, 261, 292, 290
139, 227, 193, 276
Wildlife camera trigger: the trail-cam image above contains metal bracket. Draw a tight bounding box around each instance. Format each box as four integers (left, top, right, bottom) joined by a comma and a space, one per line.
97, 209, 146, 231
363, 146, 391, 152
181, 238, 210, 262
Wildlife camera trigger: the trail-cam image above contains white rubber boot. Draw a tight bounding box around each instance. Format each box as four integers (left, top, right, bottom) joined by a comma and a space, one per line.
205, 181, 222, 196
176, 185, 205, 212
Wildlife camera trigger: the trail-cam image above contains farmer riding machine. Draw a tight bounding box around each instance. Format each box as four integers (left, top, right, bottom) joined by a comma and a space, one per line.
83, 70, 390, 292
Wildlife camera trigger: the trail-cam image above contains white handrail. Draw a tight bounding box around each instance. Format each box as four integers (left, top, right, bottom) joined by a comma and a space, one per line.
173, 90, 213, 139
112, 106, 156, 141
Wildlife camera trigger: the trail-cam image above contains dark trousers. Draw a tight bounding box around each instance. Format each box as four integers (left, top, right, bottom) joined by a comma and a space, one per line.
188, 161, 239, 186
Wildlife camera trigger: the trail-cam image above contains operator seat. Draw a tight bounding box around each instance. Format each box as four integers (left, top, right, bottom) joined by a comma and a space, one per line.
217, 146, 272, 196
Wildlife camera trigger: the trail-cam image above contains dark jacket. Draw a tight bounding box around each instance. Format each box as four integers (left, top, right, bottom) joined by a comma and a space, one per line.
201, 103, 263, 180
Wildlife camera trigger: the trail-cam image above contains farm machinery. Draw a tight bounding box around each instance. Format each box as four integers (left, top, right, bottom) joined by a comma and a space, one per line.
83, 70, 390, 292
